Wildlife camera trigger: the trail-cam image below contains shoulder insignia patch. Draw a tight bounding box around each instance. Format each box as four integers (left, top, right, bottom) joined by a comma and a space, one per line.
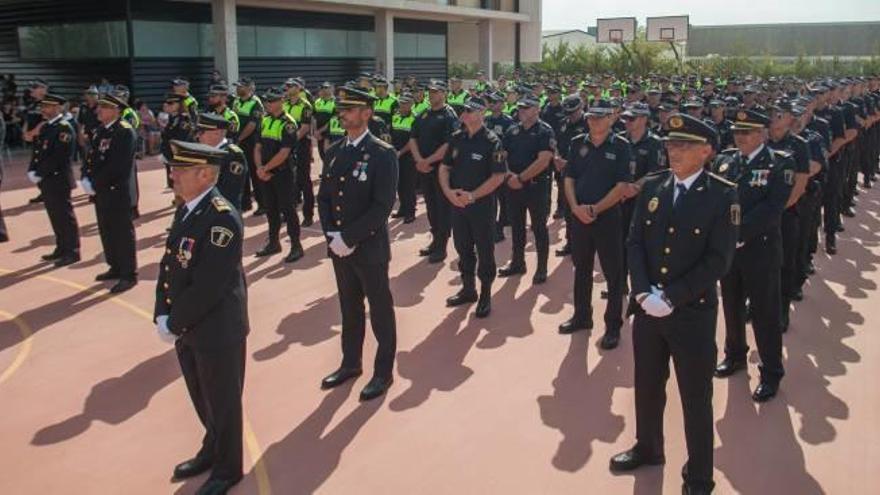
210, 226, 234, 248
211, 196, 231, 212
784, 169, 795, 185
59, 131, 70, 143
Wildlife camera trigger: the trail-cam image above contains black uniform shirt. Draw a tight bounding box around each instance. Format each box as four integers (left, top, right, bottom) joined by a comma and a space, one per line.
540, 102, 566, 134
565, 132, 633, 205
411, 105, 458, 158
84, 119, 137, 192
626, 130, 667, 181
485, 112, 516, 138
768, 132, 811, 174
555, 115, 589, 161
443, 126, 506, 197
502, 119, 554, 176
29, 115, 76, 186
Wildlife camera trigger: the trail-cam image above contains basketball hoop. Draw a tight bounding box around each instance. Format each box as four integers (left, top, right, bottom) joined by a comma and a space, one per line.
609, 30, 623, 44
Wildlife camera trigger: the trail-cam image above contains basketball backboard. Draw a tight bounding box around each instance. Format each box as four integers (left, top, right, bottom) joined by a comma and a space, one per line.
646, 15, 689, 42
596, 17, 637, 44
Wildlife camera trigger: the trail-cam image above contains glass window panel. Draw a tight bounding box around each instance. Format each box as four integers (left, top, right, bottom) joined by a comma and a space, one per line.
198, 24, 214, 57
237, 25, 257, 57
18, 21, 128, 59
306, 29, 348, 57
133, 21, 200, 57
418, 33, 446, 57
394, 32, 418, 57
256, 26, 305, 57
347, 30, 375, 58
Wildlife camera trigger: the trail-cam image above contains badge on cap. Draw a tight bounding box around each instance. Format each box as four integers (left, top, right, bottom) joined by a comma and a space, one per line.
648, 197, 659, 213
736, 111, 748, 121
210, 226, 234, 248
669, 116, 684, 129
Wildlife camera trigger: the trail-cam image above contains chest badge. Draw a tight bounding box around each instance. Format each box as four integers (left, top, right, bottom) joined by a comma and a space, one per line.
511, 126, 520, 136
718, 162, 729, 174
579, 146, 589, 157
452, 148, 459, 160
648, 196, 659, 213
177, 237, 195, 268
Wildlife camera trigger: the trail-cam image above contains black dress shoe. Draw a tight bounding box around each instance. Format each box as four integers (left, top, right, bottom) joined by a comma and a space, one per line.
599, 332, 620, 350
195, 476, 242, 495
403, 215, 416, 224
835, 224, 845, 233
41, 251, 62, 261
95, 270, 120, 282
252, 207, 266, 217
682, 483, 712, 495
301, 216, 314, 227
552, 209, 564, 219
446, 288, 478, 307
321, 367, 363, 390
791, 288, 804, 302
0, 234, 8, 243
752, 381, 779, 402
255, 243, 282, 257
475, 291, 491, 318
29, 194, 44, 204
559, 318, 593, 334
807, 261, 816, 275
427, 251, 447, 264
359, 376, 393, 402
714, 358, 746, 378
173, 456, 213, 480
843, 207, 856, 218
826, 240, 837, 255
609, 448, 665, 472
555, 244, 571, 257
53, 253, 81, 268
498, 263, 526, 278
418, 245, 435, 257
532, 269, 548, 285
110, 279, 137, 294
284, 244, 304, 263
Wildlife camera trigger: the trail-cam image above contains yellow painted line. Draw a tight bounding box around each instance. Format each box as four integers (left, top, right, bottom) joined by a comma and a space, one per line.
0, 268, 271, 495
0, 310, 33, 386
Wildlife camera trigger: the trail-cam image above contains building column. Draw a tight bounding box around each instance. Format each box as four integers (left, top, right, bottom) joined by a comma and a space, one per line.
375, 9, 394, 79
212, 0, 239, 83
478, 19, 494, 80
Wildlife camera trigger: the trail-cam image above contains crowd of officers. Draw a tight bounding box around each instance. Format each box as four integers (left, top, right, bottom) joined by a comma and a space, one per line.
5, 69, 880, 495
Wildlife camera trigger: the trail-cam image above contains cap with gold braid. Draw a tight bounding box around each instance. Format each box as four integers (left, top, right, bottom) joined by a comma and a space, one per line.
97, 93, 129, 109
335, 86, 377, 109
168, 140, 227, 168
40, 94, 66, 106
662, 113, 718, 148
730, 109, 770, 131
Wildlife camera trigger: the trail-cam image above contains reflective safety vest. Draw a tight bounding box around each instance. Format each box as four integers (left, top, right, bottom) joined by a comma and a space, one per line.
314, 97, 336, 115
220, 107, 240, 133
260, 113, 293, 141
413, 100, 430, 116
503, 103, 517, 116
122, 107, 140, 128
233, 96, 261, 118
328, 116, 345, 138
283, 95, 312, 124
373, 95, 397, 116
474, 81, 488, 93
447, 90, 467, 106
184, 95, 198, 112
392, 112, 415, 132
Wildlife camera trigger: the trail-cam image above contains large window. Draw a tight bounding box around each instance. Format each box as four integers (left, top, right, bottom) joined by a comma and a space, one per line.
394, 33, 447, 58
18, 21, 128, 59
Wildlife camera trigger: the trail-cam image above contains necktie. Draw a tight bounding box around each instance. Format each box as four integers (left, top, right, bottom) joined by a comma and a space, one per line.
674, 183, 688, 208
173, 206, 188, 226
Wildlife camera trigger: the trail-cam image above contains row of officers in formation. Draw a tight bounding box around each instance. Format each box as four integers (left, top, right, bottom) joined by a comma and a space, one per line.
5, 71, 880, 495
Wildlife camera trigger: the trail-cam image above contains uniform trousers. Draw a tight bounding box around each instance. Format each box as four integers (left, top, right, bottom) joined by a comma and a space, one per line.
396, 154, 417, 217
451, 200, 496, 287
94, 187, 137, 279
420, 169, 451, 252
505, 178, 550, 269
570, 207, 624, 332
263, 167, 300, 245
40, 178, 80, 256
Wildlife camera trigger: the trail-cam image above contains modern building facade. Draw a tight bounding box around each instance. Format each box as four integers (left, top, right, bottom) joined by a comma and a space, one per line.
0, 0, 542, 105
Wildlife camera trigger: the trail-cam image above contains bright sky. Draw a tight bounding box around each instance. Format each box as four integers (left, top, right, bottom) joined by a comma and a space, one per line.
542, 0, 880, 30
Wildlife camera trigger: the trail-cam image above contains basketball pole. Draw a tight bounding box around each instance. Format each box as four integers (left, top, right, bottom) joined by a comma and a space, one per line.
668, 40, 684, 74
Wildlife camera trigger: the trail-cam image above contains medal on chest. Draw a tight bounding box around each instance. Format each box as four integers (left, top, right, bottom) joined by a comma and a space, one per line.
353, 160, 369, 181
749, 169, 770, 187
177, 237, 195, 268
99, 138, 111, 153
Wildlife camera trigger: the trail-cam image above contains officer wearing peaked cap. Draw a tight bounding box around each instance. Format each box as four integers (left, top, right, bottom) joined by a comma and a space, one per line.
611, 113, 739, 495
318, 86, 399, 402
161, 93, 195, 190
711, 109, 795, 403
197, 113, 248, 211
154, 140, 248, 495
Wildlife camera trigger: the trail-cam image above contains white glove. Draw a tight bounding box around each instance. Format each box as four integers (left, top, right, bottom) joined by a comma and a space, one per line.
329, 232, 355, 257
27, 171, 41, 184
155, 315, 177, 344
79, 178, 96, 196
736, 241, 745, 249
641, 294, 673, 318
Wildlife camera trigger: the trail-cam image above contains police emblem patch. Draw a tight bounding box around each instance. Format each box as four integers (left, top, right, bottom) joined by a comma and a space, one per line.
669, 116, 684, 129
579, 146, 588, 157
736, 111, 748, 122
648, 197, 659, 213
210, 226, 234, 248
784, 169, 794, 185
230, 162, 244, 175
730, 204, 741, 226
59, 132, 70, 143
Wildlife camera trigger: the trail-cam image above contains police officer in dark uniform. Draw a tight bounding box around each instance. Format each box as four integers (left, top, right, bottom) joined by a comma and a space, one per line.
796, 98, 828, 291
410, 80, 459, 263
390, 93, 417, 223
197, 113, 248, 211
23, 78, 49, 204
439, 96, 507, 318
206, 83, 240, 142
559, 99, 632, 348
610, 113, 739, 495
171, 77, 199, 123
814, 84, 849, 254
707, 99, 734, 150
154, 141, 248, 495
485, 92, 516, 242
253, 87, 303, 263
712, 109, 794, 402
232, 77, 265, 214
81, 93, 138, 293
499, 96, 555, 284
540, 85, 566, 134
552, 94, 589, 256
161, 93, 195, 190
620, 103, 667, 290
766, 100, 812, 331
78, 86, 101, 158
27, 94, 80, 267
317, 87, 399, 402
